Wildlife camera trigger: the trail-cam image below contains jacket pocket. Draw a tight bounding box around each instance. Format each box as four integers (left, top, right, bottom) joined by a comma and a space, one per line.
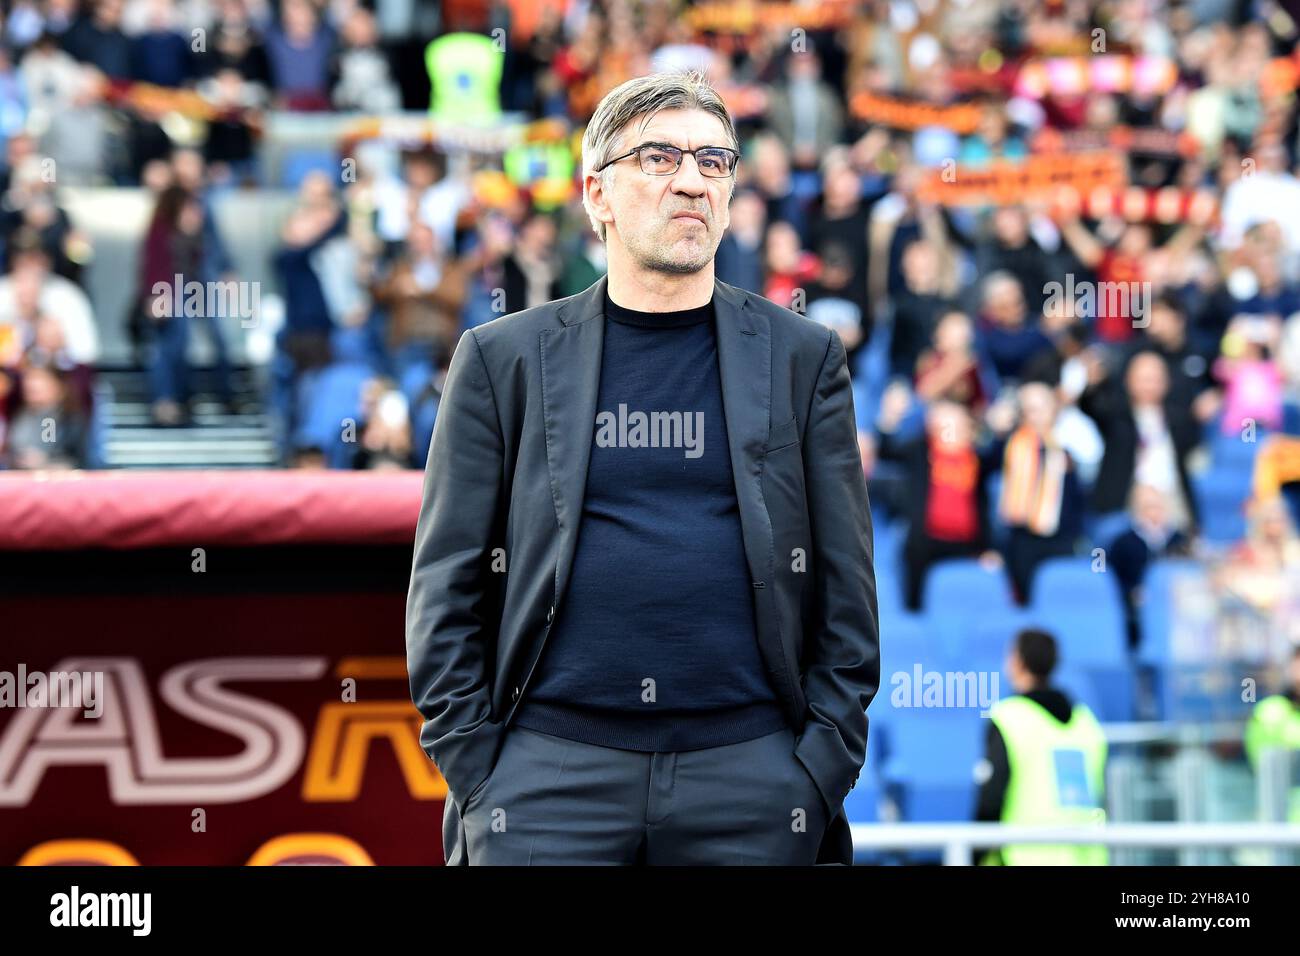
765, 415, 800, 454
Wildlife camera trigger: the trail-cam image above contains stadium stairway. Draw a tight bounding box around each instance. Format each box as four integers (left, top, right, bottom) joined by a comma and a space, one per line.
93, 364, 280, 469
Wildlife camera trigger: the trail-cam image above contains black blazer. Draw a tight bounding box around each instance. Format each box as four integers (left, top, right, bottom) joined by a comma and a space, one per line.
406, 274, 880, 865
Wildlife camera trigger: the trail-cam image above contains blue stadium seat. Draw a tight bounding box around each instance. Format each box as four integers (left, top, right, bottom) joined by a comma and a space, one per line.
280, 148, 341, 189
1028, 557, 1135, 721
1136, 559, 1202, 666
1284, 401, 1300, 436
1210, 429, 1264, 470
1136, 559, 1226, 721
1029, 558, 1126, 664
878, 708, 984, 822
1085, 509, 1133, 550
1194, 468, 1252, 544
941, 608, 1034, 661
923, 559, 1019, 656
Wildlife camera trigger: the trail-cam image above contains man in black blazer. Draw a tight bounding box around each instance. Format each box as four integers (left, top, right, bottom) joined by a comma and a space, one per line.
406, 70, 879, 865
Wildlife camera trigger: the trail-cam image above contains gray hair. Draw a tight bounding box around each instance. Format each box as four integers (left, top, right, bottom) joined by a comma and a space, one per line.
581, 69, 740, 243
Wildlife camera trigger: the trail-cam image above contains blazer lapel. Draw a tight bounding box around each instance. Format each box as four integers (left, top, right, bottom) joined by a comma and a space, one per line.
540, 275, 607, 609
712, 276, 773, 585
713, 278, 800, 713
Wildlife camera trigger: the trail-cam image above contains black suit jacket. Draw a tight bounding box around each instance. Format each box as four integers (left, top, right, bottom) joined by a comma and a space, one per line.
406, 274, 880, 865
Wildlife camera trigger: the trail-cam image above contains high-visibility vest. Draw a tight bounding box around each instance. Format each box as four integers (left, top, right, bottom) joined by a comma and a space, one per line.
424, 32, 502, 123
987, 695, 1109, 865
1244, 694, 1300, 822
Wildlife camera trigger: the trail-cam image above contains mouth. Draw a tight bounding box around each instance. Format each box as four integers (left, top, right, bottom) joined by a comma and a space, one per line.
672, 212, 707, 224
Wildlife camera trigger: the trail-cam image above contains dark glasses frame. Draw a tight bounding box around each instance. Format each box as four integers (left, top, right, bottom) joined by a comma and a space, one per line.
594, 141, 740, 178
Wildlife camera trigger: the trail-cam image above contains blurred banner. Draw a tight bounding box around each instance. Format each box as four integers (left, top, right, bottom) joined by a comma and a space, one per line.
0, 472, 438, 866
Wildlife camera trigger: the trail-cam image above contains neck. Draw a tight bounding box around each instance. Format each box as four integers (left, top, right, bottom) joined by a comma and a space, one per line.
604, 238, 715, 312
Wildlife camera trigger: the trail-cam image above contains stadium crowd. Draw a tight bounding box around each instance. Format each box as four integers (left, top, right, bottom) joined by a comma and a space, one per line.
0, 0, 1299, 637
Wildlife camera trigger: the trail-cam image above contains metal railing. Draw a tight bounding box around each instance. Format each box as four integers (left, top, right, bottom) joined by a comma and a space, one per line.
851, 822, 1300, 866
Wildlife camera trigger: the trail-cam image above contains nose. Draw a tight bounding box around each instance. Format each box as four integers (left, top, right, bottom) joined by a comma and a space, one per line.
670, 152, 708, 196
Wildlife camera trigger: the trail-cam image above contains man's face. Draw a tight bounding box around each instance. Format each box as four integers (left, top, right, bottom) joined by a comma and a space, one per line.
593, 108, 733, 275
1126, 353, 1168, 405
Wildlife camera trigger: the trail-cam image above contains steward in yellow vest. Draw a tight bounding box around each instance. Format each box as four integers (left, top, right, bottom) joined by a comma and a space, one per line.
1244, 648, 1300, 823
974, 628, 1108, 865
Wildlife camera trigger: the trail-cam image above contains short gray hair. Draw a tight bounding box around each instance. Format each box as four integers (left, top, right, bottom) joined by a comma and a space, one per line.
581, 69, 740, 243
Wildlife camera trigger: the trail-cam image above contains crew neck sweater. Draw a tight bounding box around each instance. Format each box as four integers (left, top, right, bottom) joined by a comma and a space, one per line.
511, 289, 788, 751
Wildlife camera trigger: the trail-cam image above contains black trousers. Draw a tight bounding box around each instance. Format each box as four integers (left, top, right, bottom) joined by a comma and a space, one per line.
1003, 526, 1076, 605
902, 532, 983, 610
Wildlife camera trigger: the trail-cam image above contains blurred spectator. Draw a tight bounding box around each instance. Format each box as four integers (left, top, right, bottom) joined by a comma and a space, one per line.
62, 0, 132, 80
997, 381, 1086, 604
138, 185, 235, 423
196, 0, 272, 89
3, 361, 86, 468
0, 156, 89, 281
806, 153, 873, 336
914, 309, 989, 418
350, 376, 412, 469
0, 238, 98, 366
762, 219, 817, 311
372, 147, 470, 260
803, 241, 863, 354
877, 395, 1001, 610
330, 7, 400, 113
892, 240, 957, 381
372, 221, 468, 373
975, 207, 1055, 315
498, 211, 561, 313
131, 0, 192, 88
712, 187, 764, 294
1080, 349, 1201, 534
196, 67, 264, 186
975, 271, 1052, 384
1215, 494, 1300, 617
1213, 314, 1284, 435
265, 0, 335, 110
1106, 483, 1195, 649
959, 99, 1026, 167
1124, 292, 1220, 424
765, 46, 843, 185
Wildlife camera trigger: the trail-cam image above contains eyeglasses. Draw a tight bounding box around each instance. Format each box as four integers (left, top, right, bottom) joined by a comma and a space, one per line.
595, 142, 739, 179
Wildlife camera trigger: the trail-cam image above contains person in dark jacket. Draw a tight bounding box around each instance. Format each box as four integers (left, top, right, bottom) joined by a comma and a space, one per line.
1105, 483, 1193, 650
1078, 347, 1202, 535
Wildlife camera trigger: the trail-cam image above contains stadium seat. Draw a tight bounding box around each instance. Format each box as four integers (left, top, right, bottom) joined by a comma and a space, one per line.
280, 148, 341, 189
1210, 430, 1264, 470
1136, 559, 1240, 721
878, 708, 984, 823
1193, 468, 1253, 544
1028, 557, 1135, 721
1085, 509, 1133, 551
922, 559, 1019, 657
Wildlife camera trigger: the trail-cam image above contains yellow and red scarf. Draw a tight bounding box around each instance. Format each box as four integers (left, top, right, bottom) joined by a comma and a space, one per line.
999, 425, 1067, 536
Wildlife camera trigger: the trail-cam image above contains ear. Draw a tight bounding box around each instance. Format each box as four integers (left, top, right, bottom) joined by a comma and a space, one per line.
584, 172, 615, 233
